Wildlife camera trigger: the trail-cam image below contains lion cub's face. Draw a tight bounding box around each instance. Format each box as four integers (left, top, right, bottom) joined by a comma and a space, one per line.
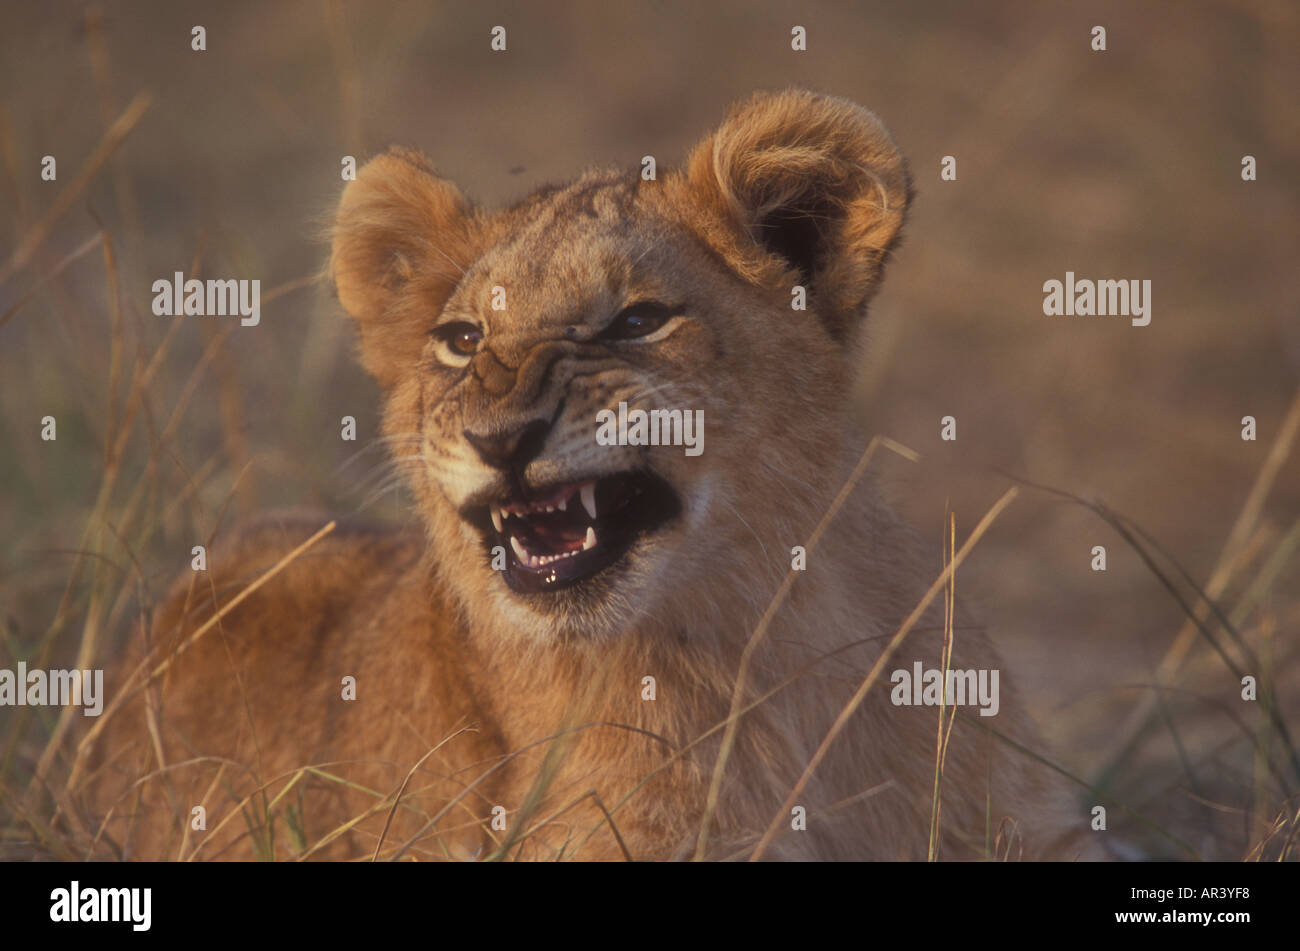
331, 90, 911, 642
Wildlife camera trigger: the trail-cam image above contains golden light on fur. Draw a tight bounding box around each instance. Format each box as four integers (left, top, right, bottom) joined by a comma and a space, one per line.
80, 90, 1094, 861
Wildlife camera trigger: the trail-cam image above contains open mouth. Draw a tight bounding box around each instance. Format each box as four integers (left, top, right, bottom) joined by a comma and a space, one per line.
466, 472, 680, 594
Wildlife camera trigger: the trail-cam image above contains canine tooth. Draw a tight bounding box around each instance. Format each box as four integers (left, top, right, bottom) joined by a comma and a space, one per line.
580, 484, 597, 520
557, 498, 567, 512
583, 526, 596, 551
490, 505, 503, 532
510, 536, 529, 562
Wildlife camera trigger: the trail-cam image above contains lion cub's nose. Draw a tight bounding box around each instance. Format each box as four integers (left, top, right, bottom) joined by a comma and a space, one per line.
463, 419, 551, 470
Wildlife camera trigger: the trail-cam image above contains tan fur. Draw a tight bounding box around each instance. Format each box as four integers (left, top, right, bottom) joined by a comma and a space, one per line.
81, 90, 1093, 861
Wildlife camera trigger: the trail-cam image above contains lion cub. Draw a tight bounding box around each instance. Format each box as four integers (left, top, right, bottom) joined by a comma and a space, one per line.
84, 89, 1090, 861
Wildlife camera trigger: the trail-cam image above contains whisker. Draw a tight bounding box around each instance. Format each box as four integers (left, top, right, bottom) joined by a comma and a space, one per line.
720, 500, 770, 561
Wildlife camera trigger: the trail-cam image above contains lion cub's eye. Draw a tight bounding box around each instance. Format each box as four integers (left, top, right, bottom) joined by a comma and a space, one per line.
597, 302, 680, 342
431, 321, 483, 367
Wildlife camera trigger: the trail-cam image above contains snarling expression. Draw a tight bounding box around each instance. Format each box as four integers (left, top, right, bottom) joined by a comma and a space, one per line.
330, 92, 912, 640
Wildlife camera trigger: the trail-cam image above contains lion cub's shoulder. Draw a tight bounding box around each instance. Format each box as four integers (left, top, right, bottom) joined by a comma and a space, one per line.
88, 513, 493, 860
158, 511, 423, 630
141, 510, 446, 699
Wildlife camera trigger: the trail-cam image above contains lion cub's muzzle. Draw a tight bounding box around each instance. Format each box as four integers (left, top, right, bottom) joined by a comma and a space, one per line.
461, 470, 679, 594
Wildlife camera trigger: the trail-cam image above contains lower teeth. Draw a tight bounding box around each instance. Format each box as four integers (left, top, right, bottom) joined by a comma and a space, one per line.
507, 533, 596, 569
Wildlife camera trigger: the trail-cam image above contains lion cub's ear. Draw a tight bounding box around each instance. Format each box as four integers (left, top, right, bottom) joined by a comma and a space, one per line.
682, 89, 912, 340
331, 148, 479, 388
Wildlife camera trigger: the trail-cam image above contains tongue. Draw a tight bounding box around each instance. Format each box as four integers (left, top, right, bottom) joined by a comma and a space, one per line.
510, 476, 639, 555
522, 510, 588, 553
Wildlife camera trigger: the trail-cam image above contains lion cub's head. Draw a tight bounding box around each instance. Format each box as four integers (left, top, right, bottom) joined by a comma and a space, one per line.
331, 90, 910, 643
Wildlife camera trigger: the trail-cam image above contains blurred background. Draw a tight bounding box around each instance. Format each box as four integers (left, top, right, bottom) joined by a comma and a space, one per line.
1, 0, 1297, 859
